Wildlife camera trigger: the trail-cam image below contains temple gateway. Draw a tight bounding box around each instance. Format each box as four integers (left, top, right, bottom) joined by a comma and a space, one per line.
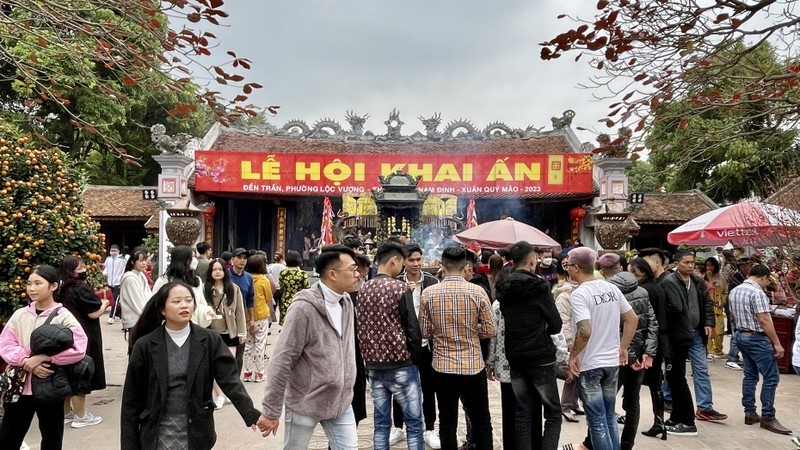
150, 109, 641, 263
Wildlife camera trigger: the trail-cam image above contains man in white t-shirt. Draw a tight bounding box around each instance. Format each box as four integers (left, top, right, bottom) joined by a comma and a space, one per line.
565, 247, 638, 450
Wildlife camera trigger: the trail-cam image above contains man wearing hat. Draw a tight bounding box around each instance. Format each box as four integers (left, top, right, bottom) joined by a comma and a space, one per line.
230, 247, 255, 373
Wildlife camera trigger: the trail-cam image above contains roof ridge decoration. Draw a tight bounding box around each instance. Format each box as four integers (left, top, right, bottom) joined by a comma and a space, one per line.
224, 109, 579, 143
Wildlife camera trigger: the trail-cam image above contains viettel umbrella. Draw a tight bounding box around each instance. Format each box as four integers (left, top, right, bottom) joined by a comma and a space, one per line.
453, 217, 561, 250
667, 202, 800, 246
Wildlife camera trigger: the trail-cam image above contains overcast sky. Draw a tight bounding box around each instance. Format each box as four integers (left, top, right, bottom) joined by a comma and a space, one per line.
197, 0, 608, 144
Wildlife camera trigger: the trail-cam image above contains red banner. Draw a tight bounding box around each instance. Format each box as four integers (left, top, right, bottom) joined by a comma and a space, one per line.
194, 150, 593, 197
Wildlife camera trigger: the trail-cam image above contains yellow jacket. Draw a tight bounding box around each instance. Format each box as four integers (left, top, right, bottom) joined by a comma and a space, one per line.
252, 274, 273, 321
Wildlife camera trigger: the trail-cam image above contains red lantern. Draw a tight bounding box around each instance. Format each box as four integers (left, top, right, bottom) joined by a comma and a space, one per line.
570, 206, 587, 222
569, 207, 587, 243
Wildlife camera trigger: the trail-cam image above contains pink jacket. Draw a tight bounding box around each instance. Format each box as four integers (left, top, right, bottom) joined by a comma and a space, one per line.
0, 303, 87, 395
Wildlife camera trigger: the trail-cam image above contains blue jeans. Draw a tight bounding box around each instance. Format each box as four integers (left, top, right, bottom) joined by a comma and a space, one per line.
369, 365, 424, 450
578, 366, 620, 450
728, 321, 741, 362
688, 330, 713, 410
736, 333, 780, 420
284, 405, 358, 450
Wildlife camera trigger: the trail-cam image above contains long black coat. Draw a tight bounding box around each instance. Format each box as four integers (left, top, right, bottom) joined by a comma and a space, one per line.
121, 324, 261, 450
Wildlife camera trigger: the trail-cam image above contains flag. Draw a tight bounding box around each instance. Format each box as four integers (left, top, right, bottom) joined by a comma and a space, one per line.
466, 198, 478, 229
320, 196, 335, 246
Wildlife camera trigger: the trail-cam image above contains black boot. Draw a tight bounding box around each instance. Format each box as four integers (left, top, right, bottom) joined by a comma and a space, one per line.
641, 386, 667, 440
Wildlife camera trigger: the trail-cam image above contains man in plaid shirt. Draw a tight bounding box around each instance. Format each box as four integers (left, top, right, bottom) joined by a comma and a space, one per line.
419, 246, 495, 449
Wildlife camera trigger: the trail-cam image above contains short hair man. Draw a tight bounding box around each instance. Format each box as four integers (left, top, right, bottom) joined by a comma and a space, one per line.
638, 248, 670, 282
728, 264, 792, 435
357, 242, 425, 448
661, 249, 727, 436
259, 245, 361, 448
535, 247, 559, 289
419, 246, 495, 449
565, 247, 638, 450
229, 247, 255, 372
595, 254, 659, 450
389, 243, 441, 447
496, 241, 563, 449
195, 241, 212, 280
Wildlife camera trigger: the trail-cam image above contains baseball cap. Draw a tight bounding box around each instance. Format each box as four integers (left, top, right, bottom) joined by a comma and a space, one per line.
232, 247, 247, 257
598, 252, 621, 268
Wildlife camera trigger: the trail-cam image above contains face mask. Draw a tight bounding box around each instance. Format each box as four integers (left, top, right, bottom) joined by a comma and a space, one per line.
77, 272, 88, 281
190, 258, 199, 270
110, 251, 119, 257
541, 257, 553, 267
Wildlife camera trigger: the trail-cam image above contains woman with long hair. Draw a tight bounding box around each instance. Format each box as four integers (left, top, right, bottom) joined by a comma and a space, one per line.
487, 253, 504, 300
203, 258, 246, 408
121, 282, 263, 450
243, 254, 273, 383
119, 249, 152, 333
628, 257, 668, 441
704, 257, 728, 357
152, 245, 214, 327
0, 265, 88, 449
57, 255, 107, 429
277, 250, 309, 326
554, 257, 582, 423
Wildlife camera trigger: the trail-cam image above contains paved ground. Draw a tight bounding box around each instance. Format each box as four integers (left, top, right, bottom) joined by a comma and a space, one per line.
17, 313, 800, 449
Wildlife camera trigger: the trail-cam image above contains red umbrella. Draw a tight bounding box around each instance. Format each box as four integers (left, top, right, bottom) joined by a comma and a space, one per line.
667, 202, 800, 246
453, 217, 561, 250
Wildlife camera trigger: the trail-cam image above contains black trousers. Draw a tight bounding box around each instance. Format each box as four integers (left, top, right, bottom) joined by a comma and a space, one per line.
643, 352, 665, 421
433, 369, 493, 450
665, 344, 695, 426
618, 365, 645, 450
500, 381, 523, 450
510, 365, 561, 450
393, 345, 436, 430
0, 395, 64, 450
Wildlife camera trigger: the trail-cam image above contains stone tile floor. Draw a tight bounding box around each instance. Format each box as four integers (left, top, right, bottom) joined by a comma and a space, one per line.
17, 318, 800, 449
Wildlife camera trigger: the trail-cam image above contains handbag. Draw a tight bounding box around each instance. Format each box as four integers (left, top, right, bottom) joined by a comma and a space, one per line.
0, 365, 26, 404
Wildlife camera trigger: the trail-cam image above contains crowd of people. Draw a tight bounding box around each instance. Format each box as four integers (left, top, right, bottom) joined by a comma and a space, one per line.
1, 236, 800, 450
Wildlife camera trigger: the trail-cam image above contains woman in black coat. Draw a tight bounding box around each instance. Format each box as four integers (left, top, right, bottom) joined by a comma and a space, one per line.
58, 255, 109, 428
121, 281, 264, 450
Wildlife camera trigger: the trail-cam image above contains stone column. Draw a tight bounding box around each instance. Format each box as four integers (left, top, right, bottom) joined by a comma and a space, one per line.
592, 157, 633, 251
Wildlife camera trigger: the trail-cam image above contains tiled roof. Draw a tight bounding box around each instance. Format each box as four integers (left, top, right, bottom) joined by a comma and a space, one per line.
212, 132, 576, 155
765, 177, 800, 209
82, 185, 159, 220
144, 214, 159, 231
630, 190, 718, 224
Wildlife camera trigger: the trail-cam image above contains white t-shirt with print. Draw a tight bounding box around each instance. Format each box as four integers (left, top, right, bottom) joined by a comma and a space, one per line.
570, 280, 632, 372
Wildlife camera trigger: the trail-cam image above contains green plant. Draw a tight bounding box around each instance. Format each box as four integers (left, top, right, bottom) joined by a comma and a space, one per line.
0, 123, 105, 322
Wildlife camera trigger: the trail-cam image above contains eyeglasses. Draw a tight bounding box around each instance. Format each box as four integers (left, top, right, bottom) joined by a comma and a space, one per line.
562, 263, 577, 270
331, 265, 359, 274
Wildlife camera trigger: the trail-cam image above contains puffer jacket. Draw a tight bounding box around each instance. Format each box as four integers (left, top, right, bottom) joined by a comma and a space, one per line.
607, 272, 658, 362
553, 281, 576, 345
496, 269, 561, 370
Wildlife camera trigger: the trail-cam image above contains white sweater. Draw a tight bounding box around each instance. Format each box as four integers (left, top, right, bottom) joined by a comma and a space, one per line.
119, 271, 152, 330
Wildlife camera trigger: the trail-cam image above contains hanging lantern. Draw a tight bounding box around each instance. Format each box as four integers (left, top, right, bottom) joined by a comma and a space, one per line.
569, 206, 587, 243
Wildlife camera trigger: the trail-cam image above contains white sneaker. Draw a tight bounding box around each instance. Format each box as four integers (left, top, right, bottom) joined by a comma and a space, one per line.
725, 361, 743, 371
71, 412, 102, 428
215, 396, 225, 410
106, 317, 115, 324
424, 430, 442, 449
64, 410, 76, 424
389, 427, 405, 445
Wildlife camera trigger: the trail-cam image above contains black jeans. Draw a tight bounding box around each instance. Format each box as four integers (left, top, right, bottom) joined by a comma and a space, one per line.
618, 365, 645, 450
433, 369, 493, 450
393, 345, 436, 430
643, 352, 664, 421
0, 395, 64, 450
665, 344, 695, 426
510, 364, 562, 450
500, 382, 521, 450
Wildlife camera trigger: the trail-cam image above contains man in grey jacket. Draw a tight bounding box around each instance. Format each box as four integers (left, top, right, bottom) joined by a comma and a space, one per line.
258, 245, 360, 449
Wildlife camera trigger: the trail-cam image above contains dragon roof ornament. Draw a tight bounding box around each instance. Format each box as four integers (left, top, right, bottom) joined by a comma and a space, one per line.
224, 109, 579, 143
